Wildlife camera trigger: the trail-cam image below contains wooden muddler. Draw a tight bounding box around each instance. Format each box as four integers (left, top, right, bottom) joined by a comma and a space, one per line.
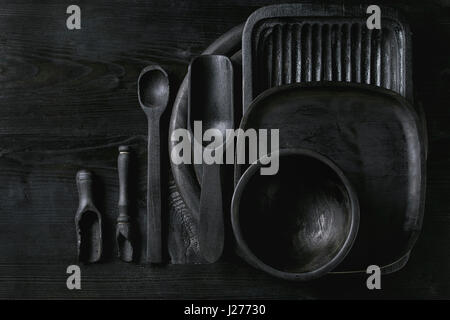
116, 146, 133, 262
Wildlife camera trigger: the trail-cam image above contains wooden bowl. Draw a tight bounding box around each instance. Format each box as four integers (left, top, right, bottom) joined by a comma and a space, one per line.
231, 149, 360, 281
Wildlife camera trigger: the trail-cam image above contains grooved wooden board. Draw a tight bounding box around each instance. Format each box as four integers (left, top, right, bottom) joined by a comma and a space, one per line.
242, 6, 411, 111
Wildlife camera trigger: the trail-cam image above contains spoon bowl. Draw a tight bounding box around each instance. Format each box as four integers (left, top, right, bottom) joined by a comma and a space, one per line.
138, 65, 170, 110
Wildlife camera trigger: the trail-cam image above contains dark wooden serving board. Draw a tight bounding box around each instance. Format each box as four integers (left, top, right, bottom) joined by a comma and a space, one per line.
0, 0, 450, 299
236, 82, 425, 272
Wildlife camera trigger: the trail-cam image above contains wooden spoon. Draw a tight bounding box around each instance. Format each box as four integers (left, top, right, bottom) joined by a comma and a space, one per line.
138, 65, 169, 264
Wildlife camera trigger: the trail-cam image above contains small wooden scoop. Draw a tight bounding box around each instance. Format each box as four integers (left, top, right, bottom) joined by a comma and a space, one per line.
75, 170, 102, 263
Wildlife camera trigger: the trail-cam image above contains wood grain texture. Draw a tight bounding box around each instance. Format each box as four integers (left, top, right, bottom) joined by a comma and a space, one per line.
0, 0, 449, 299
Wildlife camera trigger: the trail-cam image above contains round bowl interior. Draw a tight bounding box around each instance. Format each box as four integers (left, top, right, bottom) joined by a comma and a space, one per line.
232, 149, 359, 280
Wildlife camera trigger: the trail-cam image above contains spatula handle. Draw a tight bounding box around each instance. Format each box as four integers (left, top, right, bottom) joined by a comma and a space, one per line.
199, 162, 224, 263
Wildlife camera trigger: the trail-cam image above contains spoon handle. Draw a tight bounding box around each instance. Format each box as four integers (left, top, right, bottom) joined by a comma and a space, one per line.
199, 162, 224, 263
147, 117, 162, 263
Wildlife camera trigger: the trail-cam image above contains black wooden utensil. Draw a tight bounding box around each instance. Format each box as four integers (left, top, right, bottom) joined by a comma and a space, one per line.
116, 146, 133, 262
188, 55, 234, 263
170, 14, 424, 272
169, 25, 243, 224
138, 65, 169, 264
75, 170, 102, 263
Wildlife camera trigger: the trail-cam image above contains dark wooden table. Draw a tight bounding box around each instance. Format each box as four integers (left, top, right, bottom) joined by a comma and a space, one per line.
0, 0, 449, 299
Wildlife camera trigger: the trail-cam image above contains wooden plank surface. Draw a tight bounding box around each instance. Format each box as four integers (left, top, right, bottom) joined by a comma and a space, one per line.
0, 0, 449, 299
